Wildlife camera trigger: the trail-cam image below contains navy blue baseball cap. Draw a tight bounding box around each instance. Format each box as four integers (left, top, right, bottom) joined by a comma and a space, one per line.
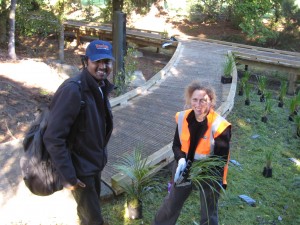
85, 40, 115, 62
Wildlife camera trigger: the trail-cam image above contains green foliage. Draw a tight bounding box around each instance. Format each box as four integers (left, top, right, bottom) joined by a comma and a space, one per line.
83, 0, 94, 21
264, 91, 273, 116
188, 0, 222, 22
114, 145, 161, 207
223, 54, 235, 77
189, 156, 226, 196
281, 0, 300, 24
244, 82, 251, 100
123, 0, 156, 15
239, 71, 251, 93
257, 75, 267, 95
265, 149, 273, 168
289, 96, 299, 116
228, 0, 279, 44
295, 115, 300, 137
278, 80, 288, 101
16, 1, 59, 37
114, 47, 138, 96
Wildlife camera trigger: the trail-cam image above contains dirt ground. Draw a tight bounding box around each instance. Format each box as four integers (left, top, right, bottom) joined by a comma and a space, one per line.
0, 11, 253, 144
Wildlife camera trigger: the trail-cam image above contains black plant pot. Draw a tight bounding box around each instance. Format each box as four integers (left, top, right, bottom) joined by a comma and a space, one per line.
245, 99, 250, 105
127, 201, 143, 220
278, 101, 283, 108
221, 76, 232, 84
261, 116, 268, 123
260, 95, 265, 102
263, 167, 272, 178
257, 90, 262, 95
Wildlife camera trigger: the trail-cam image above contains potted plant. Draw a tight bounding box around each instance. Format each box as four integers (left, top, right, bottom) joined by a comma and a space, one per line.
221, 54, 235, 84
244, 82, 251, 105
114, 146, 160, 220
278, 80, 287, 107
289, 96, 298, 121
261, 92, 272, 123
262, 150, 273, 178
257, 75, 267, 102
238, 71, 251, 96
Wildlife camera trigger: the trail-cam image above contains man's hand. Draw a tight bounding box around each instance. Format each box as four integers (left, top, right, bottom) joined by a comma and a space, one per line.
174, 158, 186, 182
66, 179, 86, 190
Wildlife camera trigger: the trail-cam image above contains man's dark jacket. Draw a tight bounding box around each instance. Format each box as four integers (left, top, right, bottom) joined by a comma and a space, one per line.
43, 69, 114, 187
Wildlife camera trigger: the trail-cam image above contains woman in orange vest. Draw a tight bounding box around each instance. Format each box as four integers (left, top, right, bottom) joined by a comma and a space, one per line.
152, 81, 231, 225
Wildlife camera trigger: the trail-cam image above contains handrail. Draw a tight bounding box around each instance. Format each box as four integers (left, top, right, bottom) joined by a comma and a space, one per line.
233, 51, 300, 69
110, 42, 182, 107
189, 37, 300, 57
63, 20, 179, 50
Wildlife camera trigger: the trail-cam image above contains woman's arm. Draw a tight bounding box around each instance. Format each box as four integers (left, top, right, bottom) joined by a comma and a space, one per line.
172, 125, 186, 162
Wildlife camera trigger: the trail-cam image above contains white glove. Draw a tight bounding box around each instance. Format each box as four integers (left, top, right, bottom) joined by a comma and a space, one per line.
174, 158, 187, 182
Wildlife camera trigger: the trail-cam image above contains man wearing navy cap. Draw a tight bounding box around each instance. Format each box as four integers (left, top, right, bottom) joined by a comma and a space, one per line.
44, 40, 115, 225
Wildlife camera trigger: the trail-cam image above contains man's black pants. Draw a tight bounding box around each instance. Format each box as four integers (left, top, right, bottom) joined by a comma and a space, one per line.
72, 174, 104, 225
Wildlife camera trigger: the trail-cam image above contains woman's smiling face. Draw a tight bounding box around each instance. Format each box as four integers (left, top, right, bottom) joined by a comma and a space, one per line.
190, 89, 211, 121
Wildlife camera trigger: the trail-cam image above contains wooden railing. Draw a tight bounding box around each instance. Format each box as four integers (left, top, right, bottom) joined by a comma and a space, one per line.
233, 51, 300, 94
64, 20, 178, 52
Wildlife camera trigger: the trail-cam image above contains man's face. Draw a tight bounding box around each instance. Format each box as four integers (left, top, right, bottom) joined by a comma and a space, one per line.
87, 58, 113, 81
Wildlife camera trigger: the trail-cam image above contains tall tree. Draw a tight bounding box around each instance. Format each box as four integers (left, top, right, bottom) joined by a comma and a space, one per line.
58, 0, 65, 63
8, 0, 17, 60
0, 0, 8, 44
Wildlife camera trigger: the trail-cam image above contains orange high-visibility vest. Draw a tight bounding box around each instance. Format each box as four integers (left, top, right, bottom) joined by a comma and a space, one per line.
175, 109, 231, 185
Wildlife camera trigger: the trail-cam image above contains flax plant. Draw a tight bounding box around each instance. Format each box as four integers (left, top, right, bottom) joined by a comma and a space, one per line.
278, 80, 287, 107
189, 156, 226, 190
114, 146, 160, 210
223, 54, 235, 78
244, 82, 251, 105
238, 71, 251, 96
189, 156, 227, 220
257, 75, 267, 101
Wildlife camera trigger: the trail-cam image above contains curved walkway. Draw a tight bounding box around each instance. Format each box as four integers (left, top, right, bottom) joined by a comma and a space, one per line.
1, 37, 300, 224
106, 39, 237, 194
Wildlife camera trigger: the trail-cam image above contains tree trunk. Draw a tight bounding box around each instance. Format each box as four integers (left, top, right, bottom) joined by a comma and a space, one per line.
0, 1, 8, 44
112, 0, 123, 21
58, 0, 64, 63
8, 0, 17, 60
59, 22, 64, 63
113, 0, 123, 12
